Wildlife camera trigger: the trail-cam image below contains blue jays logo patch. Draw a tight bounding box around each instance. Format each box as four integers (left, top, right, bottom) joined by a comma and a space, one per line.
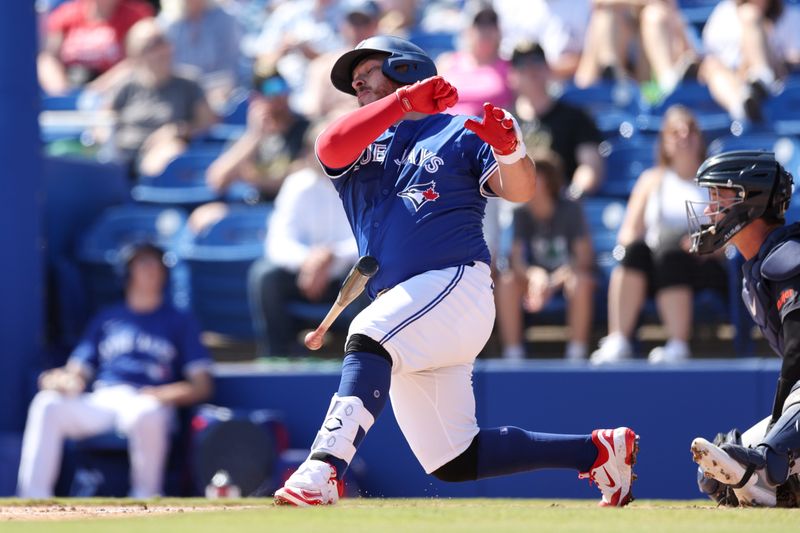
398, 181, 440, 212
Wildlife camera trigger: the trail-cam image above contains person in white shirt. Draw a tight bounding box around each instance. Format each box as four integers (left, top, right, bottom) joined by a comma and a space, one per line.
701, 0, 800, 121
494, 0, 590, 81
590, 105, 728, 364
248, 123, 359, 356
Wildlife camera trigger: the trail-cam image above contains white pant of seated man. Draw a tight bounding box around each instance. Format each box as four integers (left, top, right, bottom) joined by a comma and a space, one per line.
17, 385, 174, 498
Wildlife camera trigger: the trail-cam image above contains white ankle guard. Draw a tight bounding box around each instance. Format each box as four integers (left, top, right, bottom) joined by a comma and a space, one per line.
310, 394, 375, 463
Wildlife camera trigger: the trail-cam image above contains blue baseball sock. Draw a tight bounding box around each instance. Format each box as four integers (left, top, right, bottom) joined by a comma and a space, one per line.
314, 352, 391, 478
475, 427, 597, 478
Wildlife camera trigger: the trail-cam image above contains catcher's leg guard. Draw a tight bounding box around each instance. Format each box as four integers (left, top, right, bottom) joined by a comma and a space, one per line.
759, 401, 800, 485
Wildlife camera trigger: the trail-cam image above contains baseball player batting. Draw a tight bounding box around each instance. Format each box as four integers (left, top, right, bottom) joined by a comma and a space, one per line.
273, 35, 639, 507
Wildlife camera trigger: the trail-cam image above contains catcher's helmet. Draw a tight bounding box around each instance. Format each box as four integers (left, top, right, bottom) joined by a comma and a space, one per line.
687, 150, 794, 254
330, 35, 436, 95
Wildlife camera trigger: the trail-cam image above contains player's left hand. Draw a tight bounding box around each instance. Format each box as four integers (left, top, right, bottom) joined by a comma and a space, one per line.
465, 103, 527, 164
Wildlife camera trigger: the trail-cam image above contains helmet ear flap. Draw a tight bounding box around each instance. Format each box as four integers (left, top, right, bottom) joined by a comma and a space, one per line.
770, 167, 794, 219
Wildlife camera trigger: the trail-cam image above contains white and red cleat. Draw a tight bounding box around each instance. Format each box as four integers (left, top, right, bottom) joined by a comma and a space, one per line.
274, 459, 343, 507
579, 427, 639, 507
690, 437, 776, 507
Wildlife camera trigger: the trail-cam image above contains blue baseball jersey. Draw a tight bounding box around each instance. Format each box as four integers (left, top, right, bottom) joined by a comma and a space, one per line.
68, 302, 212, 388
319, 113, 498, 298
742, 222, 800, 357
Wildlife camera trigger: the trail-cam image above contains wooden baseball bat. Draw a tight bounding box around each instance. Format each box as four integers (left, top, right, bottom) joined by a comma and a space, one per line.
304, 255, 379, 350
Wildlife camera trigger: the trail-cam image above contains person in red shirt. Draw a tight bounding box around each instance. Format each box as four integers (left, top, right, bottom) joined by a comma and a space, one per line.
39, 0, 153, 95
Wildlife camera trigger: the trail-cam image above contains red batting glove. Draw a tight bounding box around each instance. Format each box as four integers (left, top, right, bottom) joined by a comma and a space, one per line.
395, 76, 459, 114
465, 102, 527, 163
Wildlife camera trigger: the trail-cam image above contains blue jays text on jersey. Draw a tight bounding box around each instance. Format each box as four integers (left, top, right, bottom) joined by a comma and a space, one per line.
319, 113, 498, 298
69, 302, 212, 388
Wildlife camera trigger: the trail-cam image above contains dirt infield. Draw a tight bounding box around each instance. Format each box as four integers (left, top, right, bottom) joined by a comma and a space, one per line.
0, 503, 263, 521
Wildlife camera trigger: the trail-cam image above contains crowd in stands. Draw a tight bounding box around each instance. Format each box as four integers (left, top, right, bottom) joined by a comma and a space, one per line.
36, 0, 800, 364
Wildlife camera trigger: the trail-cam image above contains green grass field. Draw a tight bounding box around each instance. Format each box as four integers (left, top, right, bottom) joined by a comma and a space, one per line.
2, 499, 798, 533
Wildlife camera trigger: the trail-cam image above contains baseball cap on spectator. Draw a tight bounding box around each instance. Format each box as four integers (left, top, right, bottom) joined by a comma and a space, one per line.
471, 5, 499, 27
511, 41, 548, 68
343, 0, 381, 25
252, 60, 290, 97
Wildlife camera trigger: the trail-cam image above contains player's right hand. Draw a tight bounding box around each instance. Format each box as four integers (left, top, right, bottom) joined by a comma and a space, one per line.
395, 76, 459, 114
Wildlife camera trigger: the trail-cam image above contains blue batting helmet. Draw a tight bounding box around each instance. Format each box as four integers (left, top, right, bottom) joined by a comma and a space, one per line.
330, 35, 437, 95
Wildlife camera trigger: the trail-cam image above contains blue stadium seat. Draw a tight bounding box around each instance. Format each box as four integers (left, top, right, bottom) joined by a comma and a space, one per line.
677, 0, 719, 26
707, 132, 800, 178
202, 91, 249, 142
559, 80, 640, 137
637, 81, 731, 139
554, 197, 627, 326
131, 151, 259, 207
44, 156, 130, 349
580, 197, 627, 286
762, 81, 800, 135
41, 92, 81, 111
407, 30, 456, 60
597, 134, 656, 197
176, 205, 273, 339
76, 204, 189, 313
221, 90, 250, 125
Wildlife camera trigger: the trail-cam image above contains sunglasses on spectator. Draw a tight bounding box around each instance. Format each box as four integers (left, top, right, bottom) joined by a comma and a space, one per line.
142, 35, 169, 54
255, 75, 290, 97
347, 13, 375, 26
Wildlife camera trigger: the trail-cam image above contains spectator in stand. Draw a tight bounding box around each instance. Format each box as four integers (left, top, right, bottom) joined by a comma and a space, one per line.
494, 0, 590, 81
436, 4, 512, 117
301, 0, 382, 121
204, 60, 310, 200
639, 0, 700, 97
109, 17, 218, 177
701, 0, 800, 122
186, 60, 311, 235
38, 0, 154, 95
509, 41, 604, 200
573, 0, 698, 93
158, 0, 243, 112
375, 0, 420, 37
17, 243, 214, 498
248, 122, 360, 357
248, 0, 344, 109
495, 150, 596, 361
590, 105, 728, 365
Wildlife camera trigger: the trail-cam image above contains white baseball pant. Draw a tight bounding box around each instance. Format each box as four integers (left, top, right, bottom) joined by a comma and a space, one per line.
17, 384, 174, 498
348, 261, 495, 473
